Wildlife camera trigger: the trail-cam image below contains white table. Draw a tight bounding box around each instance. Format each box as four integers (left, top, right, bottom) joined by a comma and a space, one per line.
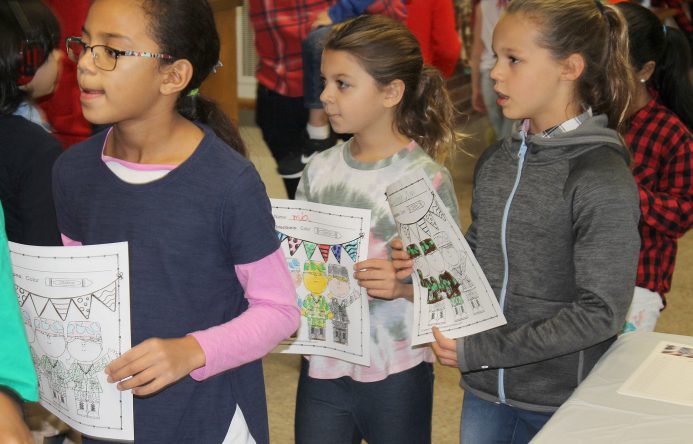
531, 332, 693, 444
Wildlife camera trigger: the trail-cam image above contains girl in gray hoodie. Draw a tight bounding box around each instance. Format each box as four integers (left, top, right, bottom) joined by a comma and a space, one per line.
394, 1, 641, 443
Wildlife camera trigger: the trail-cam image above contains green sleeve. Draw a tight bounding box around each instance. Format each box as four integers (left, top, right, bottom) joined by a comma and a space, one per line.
0, 205, 39, 401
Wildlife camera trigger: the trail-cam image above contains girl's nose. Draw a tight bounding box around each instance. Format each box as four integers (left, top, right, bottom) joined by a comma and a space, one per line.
490, 61, 501, 82
319, 85, 332, 105
77, 48, 96, 74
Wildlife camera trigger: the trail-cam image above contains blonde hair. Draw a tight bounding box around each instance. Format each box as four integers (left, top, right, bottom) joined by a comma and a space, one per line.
324, 15, 461, 163
505, 0, 635, 134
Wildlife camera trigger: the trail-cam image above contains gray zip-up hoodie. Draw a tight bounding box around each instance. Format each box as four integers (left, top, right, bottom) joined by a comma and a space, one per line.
457, 114, 640, 412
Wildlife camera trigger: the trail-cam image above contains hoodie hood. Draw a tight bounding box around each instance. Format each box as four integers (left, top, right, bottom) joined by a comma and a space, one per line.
503, 114, 629, 166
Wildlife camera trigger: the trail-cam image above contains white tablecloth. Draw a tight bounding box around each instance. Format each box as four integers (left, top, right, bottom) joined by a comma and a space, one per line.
531, 332, 693, 444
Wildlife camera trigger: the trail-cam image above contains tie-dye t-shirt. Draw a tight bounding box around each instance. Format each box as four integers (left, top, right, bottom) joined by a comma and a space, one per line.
296, 139, 460, 382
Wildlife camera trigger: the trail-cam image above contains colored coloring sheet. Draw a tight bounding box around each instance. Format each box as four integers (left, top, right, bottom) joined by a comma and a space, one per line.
271, 199, 371, 366
385, 170, 506, 346
9, 241, 133, 441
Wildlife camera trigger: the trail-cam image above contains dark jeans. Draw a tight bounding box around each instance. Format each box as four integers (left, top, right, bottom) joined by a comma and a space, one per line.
254, 83, 308, 198
460, 390, 553, 444
295, 359, 434, 444
301, 26, 332, 109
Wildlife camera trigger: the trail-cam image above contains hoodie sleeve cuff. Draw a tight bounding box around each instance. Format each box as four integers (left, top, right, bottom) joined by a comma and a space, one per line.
456, 337, 471, 373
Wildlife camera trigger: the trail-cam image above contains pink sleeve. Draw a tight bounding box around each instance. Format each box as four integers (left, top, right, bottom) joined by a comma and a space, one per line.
189, 248, 300, 380
61, 234, 82, 246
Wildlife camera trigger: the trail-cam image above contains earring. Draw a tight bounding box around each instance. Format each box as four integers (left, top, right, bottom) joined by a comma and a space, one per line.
640, 78, 646, 83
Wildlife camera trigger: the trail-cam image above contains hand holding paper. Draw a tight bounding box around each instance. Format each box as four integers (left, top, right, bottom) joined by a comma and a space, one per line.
106, 336, 205, 396
354, 259, 412, 301
390, 238, 415, 280
431, 327, 458, 368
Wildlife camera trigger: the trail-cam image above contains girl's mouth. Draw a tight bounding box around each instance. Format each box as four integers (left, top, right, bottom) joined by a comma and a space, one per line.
80, 87, 105, 100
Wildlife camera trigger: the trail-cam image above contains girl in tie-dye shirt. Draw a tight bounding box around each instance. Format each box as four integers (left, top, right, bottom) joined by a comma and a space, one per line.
294, 15, 462, 444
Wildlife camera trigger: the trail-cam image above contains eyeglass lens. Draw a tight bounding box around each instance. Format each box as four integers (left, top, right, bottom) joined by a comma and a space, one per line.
66, 40, 117, 71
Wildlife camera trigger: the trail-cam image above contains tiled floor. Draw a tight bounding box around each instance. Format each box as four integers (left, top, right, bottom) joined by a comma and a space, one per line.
242, 112, 692, 444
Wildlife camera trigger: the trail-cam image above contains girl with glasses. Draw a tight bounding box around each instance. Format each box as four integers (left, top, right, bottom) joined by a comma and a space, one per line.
52, 0, 300, 442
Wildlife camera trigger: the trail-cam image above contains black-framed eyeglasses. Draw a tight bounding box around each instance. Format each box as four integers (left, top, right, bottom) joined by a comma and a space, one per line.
65, 36, 174, 71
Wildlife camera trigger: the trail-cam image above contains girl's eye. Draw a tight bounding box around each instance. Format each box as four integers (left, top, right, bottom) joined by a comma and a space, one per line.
103, 47, 119, 59
509, 56, 519, 64
337, 80, 350, 89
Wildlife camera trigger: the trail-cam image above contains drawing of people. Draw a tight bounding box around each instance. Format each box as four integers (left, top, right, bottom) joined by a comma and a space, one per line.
287, 258, 303, 306
34, 317, 68, 408
66, 321, 114, 418
301, 260, 332, 341
421, 238, 447, 325
21, 310, 41, 389
439, 271, 467, 320
328, 264, 358, 345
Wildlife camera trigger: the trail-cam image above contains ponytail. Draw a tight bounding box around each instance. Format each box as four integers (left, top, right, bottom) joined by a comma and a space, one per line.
177, 92, 247, 157
398, 65, 458, 164
652, 27, 693, 129
595, 5, 634, 134
142, 0, 246, 156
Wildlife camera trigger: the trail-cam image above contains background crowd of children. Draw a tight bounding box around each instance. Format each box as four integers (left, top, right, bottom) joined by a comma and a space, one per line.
0, 0, 691, 443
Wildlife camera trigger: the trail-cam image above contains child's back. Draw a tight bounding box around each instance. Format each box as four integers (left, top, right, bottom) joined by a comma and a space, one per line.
0, 0, 63, 246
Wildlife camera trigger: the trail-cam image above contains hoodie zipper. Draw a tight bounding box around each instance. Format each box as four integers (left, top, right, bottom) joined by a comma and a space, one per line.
497, 130, 528, 404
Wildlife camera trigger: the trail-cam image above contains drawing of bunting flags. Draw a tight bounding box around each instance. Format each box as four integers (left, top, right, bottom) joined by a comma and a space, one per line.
72, 294, 93, 318
303, 241, 317, 260
277, 232, 288, 243
30, 294, 50, 317
93, 285, 117, 312
331, 245, 342, 263
18, 276, 120, 320
343, 239, 360, 262
318, 244, 330, 262
15, 286, 29, 306
287, 237, 303, 256
51, 298, 72, 320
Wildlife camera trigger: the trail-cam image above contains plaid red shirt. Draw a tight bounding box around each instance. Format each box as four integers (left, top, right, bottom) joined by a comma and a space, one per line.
626, 95, 693, 300
249, 0, 407, 97
249, 0, 331, 97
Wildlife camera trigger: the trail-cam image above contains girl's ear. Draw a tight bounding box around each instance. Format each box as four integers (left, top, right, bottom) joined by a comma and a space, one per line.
160, 59, 194, 96
383, 79, 405, 108
560, 53, 585, 81
635, 61, 656, 83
